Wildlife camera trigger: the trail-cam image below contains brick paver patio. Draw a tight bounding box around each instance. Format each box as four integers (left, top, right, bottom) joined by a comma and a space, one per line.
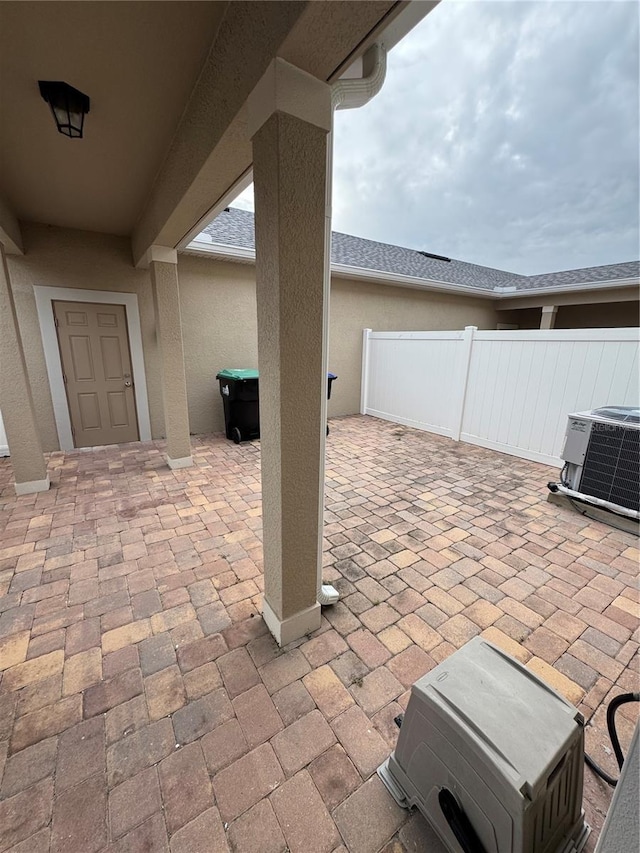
0, 415, 637, 853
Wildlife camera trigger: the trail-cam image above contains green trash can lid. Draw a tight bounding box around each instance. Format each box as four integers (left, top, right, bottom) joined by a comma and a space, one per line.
216, 368, 259, 381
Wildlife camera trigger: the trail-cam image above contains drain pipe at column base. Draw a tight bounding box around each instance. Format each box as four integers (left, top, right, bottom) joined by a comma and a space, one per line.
317, 44, 388, 608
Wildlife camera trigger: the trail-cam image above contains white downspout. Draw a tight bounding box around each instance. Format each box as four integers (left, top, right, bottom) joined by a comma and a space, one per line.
317, 44, 388, 607
331, 44, 388, 112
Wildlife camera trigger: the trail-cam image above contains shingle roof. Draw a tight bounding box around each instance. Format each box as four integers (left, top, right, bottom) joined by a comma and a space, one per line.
199, 207, 639, 293
518, 261, 640, 290
203, 207, 255, 250
330, 231, 522, 290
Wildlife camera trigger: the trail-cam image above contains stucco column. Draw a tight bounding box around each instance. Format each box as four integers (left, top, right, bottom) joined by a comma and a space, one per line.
249, 59, 332, 645
149, 248, 192, 468
0, 243, 49, 494
540, 305, 558, 329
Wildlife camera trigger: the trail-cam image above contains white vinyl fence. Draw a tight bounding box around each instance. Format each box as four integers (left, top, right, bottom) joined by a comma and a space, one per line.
361, 326, 640, 466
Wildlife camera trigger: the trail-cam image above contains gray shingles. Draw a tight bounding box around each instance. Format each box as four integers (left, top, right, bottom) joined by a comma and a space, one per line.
517, 260, 639, 290
330, 231, 521, 290
199, 207, 639, 294
202, 208, 255, 251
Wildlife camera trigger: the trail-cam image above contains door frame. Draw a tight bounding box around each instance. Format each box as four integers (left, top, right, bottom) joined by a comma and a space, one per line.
0, 410, 9, 457
34, 286, 152, 451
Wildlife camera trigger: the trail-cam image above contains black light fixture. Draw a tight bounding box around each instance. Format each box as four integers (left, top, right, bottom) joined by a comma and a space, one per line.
38, 81, 90, 138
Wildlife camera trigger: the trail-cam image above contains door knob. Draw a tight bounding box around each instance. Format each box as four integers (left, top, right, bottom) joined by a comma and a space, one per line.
124, 380, 132, 388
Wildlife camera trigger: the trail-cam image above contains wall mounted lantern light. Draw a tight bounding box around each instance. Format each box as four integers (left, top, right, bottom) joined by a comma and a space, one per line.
38, 81, 90, 138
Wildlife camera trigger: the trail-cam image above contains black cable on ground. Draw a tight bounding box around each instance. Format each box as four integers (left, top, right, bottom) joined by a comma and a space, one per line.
584, 692, 639, 788
584, 753, 619, 788
607, 692, 639, 769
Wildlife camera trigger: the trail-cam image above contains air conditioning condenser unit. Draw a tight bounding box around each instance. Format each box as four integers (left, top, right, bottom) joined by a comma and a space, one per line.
559, 406, 639, 515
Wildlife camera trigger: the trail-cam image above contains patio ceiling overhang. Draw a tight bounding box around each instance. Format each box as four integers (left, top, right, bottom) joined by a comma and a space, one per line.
131, 0, 437, 267
0, 0, 437, 268
0, 1, 228, 240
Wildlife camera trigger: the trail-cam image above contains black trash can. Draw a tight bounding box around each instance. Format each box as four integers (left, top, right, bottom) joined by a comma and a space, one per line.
327, 373, 337, 398
217, 369, 338, 443
216, 368, 260, 444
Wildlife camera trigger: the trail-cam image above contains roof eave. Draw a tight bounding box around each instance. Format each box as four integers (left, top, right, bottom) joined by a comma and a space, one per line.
497, 276, 640, 299
183, 239, 256, 263
182, 240, 639, 299
182, 240, 497, 297
329, 262, 496, 297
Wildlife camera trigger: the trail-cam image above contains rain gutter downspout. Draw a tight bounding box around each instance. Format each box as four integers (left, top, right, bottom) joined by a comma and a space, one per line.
318, 44, 388, 607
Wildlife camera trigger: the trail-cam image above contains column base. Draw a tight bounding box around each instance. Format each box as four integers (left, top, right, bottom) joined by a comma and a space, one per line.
166, 455, 193, 470
262, 597, 321, 646
15, 474, 50, 495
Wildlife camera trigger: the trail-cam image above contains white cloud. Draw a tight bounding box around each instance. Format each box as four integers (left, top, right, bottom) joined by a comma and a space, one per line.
332, 0, 639, 274
231, 0, 639, 275
231, 184, 254, 211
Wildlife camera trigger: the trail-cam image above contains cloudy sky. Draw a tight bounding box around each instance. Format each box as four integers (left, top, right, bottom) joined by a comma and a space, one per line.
233, 0, 639, 275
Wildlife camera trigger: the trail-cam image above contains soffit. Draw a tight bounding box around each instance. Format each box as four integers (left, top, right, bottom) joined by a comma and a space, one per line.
0, 1, 227, 235
132, 1, 407, 261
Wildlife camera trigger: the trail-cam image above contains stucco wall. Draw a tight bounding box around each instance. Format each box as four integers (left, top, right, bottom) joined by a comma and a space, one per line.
7, 222, 164, 452
6, 224, 497, 448
177, 260, 498, 433
177, 255, 258, 436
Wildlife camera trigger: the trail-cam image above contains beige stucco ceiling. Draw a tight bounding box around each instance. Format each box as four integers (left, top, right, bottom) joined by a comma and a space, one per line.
0, 1, 433, 260
0, 1, 227, 235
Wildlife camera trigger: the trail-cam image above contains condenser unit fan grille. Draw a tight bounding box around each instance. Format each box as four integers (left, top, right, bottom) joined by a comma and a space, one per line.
579, 425, 640, 511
